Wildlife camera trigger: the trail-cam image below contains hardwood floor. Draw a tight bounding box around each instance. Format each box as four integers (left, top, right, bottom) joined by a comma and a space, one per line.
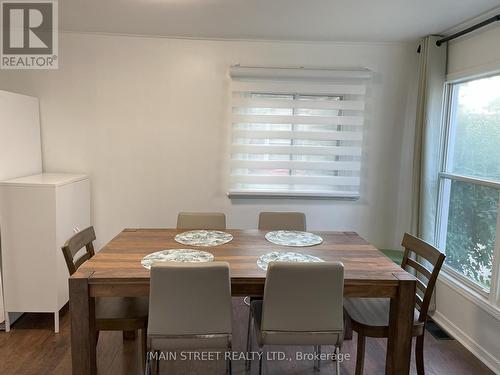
0, 299, 493, 375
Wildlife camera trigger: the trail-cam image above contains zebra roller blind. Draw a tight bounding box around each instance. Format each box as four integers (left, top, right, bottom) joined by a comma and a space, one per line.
229, 67, 369, 198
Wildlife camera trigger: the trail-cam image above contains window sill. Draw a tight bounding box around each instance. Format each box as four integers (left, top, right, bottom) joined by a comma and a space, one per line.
438, 269, 500, 321
227, 190, 360, 200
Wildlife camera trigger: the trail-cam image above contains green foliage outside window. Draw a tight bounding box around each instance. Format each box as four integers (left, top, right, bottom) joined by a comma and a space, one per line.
445, 180, 497, 289
443, 83, 500, 290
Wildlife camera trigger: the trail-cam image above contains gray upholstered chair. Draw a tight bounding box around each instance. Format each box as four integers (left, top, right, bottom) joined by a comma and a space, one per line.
247, 262, 345, 375
244, 211, 308, 306
258, 212, 306, 231
176, 212, 226, 230
145, 262, 233, 374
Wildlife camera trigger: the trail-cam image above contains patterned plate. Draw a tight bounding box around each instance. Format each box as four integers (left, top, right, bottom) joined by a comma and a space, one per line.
265, 230, 323, 247
257, 251, 324, 271
141, 249, 214, 269
174, 230, 233, 247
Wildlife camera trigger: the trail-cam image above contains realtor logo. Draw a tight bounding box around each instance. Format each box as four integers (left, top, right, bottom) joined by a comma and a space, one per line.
1, 0, 58, 69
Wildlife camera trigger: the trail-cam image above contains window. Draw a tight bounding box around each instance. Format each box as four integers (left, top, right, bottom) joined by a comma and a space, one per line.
437, 74, 500, 295
228, 67, 369, 198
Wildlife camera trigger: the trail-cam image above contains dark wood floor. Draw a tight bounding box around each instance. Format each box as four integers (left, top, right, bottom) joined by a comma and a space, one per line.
0, 299, 493, 375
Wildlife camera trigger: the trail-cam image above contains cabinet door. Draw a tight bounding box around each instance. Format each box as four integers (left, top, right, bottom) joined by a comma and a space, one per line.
0, 186, 56, 312
55, 179, 91, 308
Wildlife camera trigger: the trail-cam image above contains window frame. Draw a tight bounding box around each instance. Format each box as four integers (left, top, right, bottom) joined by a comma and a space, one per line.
436, 73, 500, 306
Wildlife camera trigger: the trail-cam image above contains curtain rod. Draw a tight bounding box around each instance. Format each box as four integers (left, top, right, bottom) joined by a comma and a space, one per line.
436, 14, 500, 46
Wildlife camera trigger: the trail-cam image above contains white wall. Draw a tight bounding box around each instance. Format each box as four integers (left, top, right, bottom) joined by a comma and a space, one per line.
0, 91, 42, 181
0, 33, 417, 251
432, 23, 500, 374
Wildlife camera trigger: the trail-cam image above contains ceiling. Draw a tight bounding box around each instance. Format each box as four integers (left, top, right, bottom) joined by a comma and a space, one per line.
60, 0, 500, 42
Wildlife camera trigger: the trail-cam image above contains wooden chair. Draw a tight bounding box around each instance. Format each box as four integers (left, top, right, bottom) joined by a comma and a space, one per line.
344, 233, 445, 375
176, 212, 226, 230
61, 226, 149, 367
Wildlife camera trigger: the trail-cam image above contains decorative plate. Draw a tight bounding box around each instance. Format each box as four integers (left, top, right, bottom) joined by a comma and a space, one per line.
141, 249, 214, 269
264, 230, 323, 247
174, 230, 233, 247
257, 251, 324, 271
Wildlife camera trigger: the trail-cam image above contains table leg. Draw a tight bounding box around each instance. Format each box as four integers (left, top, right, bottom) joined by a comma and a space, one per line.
69, 275, 97, 375
386, 275, 416, 375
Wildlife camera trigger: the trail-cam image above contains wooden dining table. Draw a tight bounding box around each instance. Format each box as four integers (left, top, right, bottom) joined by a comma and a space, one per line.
69, 228, 416, 375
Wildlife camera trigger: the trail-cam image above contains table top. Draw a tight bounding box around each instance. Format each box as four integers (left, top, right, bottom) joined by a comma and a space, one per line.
76, 229, 409, 288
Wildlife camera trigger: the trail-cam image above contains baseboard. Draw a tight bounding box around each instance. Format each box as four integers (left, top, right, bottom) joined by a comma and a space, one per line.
431, 310, 500, 374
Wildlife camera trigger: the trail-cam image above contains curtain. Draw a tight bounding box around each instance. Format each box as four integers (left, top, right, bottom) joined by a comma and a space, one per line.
411, 35, 447, 312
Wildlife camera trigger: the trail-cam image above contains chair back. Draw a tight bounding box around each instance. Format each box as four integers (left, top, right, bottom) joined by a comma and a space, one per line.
61, 226, 96, 275
176, 212, 226, 230
261, 262, 344, 333
258, 212, 306, 231
401, 233, 445, 322
148, 262, 232, 337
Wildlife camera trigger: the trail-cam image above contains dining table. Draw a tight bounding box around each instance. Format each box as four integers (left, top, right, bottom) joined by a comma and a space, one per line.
69, 228, 416, 375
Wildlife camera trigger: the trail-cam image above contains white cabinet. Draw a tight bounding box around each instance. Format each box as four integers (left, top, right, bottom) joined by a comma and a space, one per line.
0, 173, 90, 333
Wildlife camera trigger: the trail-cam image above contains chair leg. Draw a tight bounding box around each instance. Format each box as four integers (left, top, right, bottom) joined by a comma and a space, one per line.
416, 334, 425, 375
335, 346, 341, 375
246, 309, 253, 371
226, 344, 232, 375
313, 345, 321, 371
153, 350, 160, 375
259, 348, 265, 375
355, 333, 365, 375
145, 352, 152, 375
141, 329, 147, 371
344, 313, 353, 340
